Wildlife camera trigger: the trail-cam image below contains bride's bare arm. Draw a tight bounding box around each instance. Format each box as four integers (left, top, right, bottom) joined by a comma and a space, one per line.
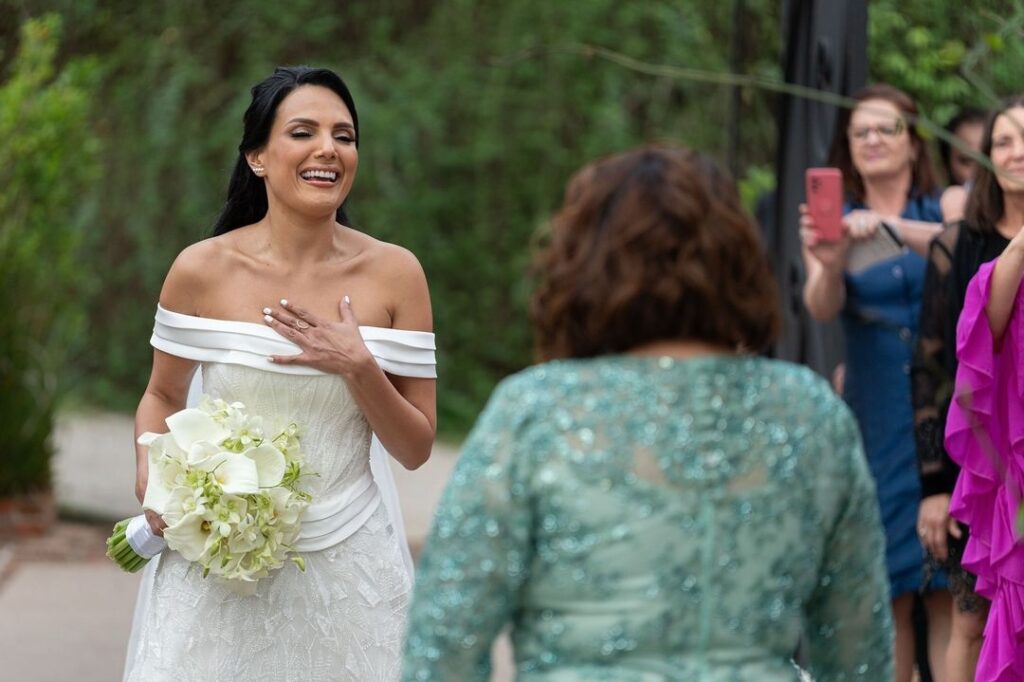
134, 250, 203, 530
344, 355, 435, 471
342, 252, 435, 469
135, 351, 198, 504
265, 246, 436, 470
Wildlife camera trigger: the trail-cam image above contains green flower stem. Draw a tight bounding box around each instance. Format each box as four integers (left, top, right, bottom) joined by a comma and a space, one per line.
105, 517, 150, 573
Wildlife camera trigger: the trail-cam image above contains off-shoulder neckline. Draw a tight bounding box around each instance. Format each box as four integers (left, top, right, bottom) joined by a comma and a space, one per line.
155, 304, 434, 340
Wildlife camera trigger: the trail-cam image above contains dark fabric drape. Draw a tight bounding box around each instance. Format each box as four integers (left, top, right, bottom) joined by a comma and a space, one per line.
768, 0, 867, 374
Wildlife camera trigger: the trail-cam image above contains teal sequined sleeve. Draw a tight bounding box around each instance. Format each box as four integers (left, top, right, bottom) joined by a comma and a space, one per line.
804, 406, 893, 681
402, 377, 535, 681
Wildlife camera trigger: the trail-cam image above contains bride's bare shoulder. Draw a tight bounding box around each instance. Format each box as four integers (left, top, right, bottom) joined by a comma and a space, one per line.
360, 235, 427, 287
355, 233, 431, 329
158, 230, 250, 314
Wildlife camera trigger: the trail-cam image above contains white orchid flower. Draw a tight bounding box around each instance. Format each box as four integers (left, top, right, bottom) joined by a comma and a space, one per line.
244, 444, 287, 488
266, 487, 304, 526
165, 408, 231, 452
198, 453, 260, 495
227, 517, 265, 555
160, 485, 208, 527
218, 553, 248, 580
208, 494, 247, 538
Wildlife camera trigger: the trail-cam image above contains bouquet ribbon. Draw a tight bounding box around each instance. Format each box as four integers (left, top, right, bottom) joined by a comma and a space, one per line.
106, 516, 163, 573
126, 515, 168, 559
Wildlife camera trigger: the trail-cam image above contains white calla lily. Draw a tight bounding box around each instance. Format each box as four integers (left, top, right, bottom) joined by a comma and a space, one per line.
199, 452, 260, 495
136, 431, 160, 447
138, 431, 187, 465
162, 511, 214, 562
187, 440, 220, 467
142, 436, 187, 515
245, 444, 287, 488
142, 478, 172, 516
165, 408, 231, 451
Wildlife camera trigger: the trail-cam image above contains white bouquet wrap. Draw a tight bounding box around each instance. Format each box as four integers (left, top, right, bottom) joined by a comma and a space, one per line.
107, 396, 312, 582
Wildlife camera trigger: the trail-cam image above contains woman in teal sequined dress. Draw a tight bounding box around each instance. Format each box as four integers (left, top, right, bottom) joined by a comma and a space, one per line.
402, 146, 893, 680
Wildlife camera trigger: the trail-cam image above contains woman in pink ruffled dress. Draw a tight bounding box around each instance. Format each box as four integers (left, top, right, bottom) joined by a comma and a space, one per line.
946, 97, 1024, 681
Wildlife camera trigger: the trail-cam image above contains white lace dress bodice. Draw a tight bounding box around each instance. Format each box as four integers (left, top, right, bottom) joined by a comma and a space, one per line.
122, 307, 435, 682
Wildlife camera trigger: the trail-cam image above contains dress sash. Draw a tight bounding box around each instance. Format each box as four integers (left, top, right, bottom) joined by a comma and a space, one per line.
293, 472, 381, 551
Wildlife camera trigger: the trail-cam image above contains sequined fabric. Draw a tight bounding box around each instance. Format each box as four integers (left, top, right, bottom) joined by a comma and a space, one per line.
402, 356, 893, 681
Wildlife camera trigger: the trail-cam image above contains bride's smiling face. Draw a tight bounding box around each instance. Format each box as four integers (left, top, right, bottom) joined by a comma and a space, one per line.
248, 85, 358, 219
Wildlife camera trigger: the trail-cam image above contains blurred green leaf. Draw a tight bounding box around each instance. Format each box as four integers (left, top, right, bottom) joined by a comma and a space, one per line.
0, 14, 101, 494
3, 0, 1022, 442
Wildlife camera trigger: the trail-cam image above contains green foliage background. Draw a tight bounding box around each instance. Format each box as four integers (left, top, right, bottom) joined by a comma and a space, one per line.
1, 0, 1022, 454
0, 14, 99, 493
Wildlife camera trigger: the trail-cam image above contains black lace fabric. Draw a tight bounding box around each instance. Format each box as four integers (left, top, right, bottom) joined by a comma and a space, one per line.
912, 223, 961, 498
911, 221, 1007, 610
913, 222, 1012, 498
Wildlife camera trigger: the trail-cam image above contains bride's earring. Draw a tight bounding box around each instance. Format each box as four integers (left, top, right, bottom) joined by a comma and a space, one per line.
251, 165, 266, 177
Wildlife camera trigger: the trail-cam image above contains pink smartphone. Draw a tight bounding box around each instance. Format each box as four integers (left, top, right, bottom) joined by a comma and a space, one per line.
805, 168, 844, 241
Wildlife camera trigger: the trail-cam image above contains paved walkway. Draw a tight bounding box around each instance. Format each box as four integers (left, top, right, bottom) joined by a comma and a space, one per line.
0, 411, 514, 681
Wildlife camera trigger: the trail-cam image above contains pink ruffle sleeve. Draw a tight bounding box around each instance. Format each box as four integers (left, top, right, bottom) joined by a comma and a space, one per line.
946, 259, 1024, 681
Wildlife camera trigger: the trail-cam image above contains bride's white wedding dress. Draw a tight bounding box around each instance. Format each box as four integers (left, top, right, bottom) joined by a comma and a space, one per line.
122, 305, 435, 682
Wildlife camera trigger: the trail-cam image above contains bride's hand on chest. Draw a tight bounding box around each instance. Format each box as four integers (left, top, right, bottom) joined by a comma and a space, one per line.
263, 296, 375, 378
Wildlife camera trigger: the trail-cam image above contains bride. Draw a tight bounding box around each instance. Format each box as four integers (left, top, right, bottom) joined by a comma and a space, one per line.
122, 66, 436, 681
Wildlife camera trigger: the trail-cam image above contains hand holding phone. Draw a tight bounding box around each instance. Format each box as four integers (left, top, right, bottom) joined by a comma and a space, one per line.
805, 168, 844, 241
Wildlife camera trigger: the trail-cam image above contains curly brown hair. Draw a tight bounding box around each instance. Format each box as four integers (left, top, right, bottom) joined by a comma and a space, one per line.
531, 145, 781, 361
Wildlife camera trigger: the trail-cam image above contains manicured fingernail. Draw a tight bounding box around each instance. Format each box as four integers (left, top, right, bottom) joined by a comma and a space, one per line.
280, 299, 288, 306
344, 295, 351, 304
262, 307, 272, 315
264, 315, 273, 323
267, 356, 276, 363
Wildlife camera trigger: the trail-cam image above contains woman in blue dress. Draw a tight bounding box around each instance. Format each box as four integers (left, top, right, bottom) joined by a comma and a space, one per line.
801, 84, 949, 682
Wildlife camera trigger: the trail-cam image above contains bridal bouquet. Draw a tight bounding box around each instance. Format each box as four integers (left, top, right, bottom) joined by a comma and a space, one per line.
106, 397, 312, 582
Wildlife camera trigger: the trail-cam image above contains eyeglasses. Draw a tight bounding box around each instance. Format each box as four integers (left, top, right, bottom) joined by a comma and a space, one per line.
849, 120, 906, 142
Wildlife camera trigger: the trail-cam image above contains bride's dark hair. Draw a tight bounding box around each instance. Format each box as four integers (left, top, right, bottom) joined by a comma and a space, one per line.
212, 66, 359, 236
